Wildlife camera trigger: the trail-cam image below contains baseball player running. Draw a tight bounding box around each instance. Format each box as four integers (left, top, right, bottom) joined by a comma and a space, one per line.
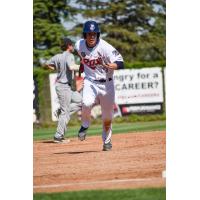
75, 20, 124, 151
44, 37, 82, 143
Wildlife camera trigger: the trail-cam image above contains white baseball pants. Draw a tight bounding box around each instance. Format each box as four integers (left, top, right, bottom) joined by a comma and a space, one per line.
81, 78, 115, 144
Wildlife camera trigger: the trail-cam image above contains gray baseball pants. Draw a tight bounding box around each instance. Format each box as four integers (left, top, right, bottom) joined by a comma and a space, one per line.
55, 82, 82, 138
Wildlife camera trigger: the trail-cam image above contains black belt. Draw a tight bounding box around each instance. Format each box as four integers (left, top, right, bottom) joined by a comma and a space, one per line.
94, 78, 112, 83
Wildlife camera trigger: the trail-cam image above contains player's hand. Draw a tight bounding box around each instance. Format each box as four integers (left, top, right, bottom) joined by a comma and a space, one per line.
48, 65, 56, 70
97, 51, 117, 69
76, 77, 84, 92
103, 63, 118, 70
97, 52, 109, 66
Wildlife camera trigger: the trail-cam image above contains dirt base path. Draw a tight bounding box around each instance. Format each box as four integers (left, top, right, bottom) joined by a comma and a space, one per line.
33, 131, 166, 193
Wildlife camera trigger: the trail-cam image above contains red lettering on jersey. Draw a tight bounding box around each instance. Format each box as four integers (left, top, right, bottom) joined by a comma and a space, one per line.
90, 60, 95, 66
95, 58, 102, 65
82, 57, 103, 70
83, 58, 89, 64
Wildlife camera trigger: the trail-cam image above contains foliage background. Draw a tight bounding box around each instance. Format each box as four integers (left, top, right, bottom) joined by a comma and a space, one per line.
33, 0, 165, 67
33, 0, 166, 125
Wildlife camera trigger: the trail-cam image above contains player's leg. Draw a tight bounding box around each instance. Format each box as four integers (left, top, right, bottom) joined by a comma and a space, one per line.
54, 83, 72, 142
69, 91, 82, 115
53, 90, 82, 119
78, 79, 97, 141
99, 82, 115, 150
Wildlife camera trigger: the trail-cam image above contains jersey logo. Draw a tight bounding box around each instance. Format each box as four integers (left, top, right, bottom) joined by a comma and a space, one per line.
90, 24, 95, 31
112, 50, 119, 56
81, 52, 86, 57
83, 57, 102, 70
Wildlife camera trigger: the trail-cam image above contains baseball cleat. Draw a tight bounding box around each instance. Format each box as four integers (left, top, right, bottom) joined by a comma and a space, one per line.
78, 126, 88, 141
53, 135, 65, 143
103, 141, 112, 151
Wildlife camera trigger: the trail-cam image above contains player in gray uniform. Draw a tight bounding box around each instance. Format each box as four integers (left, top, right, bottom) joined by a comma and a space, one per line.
45, 38, 82, 143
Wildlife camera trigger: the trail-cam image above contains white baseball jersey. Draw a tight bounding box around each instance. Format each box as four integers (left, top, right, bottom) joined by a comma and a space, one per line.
75, 39, 123, 80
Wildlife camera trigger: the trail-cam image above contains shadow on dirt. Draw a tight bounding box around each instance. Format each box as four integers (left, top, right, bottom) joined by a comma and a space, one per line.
54, 150, 99, 154
42, 140, 70, 144
42, 141, 55, 143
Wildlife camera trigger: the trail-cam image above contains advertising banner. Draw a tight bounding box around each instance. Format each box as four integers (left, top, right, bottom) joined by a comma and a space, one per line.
113, 67, 164, 114
114, 67, 164, 105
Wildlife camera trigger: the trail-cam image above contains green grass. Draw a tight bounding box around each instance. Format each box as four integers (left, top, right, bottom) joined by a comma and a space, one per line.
33, 113, 166, 128
33, 188, 166, 200
33, 121, 165, 141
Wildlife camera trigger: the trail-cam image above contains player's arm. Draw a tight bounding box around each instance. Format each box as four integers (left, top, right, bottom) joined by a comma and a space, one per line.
98, 58, 118, 70
67, 53, 80, 71
41, 56, 56, 71
97, 54, 123, 70
68, 63, 80, 71
43, 64, 56, 71
98, 43, 124, 70
74, 42, 85, 76
103, 61, 124, 70
74, 45, 85, 65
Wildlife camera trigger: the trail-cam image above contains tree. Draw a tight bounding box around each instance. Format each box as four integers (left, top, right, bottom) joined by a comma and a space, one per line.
73, 0, 166, 63
33, 0, 77, 67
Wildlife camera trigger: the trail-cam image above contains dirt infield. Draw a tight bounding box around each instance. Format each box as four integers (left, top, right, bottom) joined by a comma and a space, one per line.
33, 131, 166, 193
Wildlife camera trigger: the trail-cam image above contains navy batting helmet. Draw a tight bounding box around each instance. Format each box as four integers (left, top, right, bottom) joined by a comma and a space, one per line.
83, 20, 100, 39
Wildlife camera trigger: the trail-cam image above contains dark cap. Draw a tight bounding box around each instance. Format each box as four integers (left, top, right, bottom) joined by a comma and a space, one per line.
60, 37, 73, 51
82, 21, 100, 39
